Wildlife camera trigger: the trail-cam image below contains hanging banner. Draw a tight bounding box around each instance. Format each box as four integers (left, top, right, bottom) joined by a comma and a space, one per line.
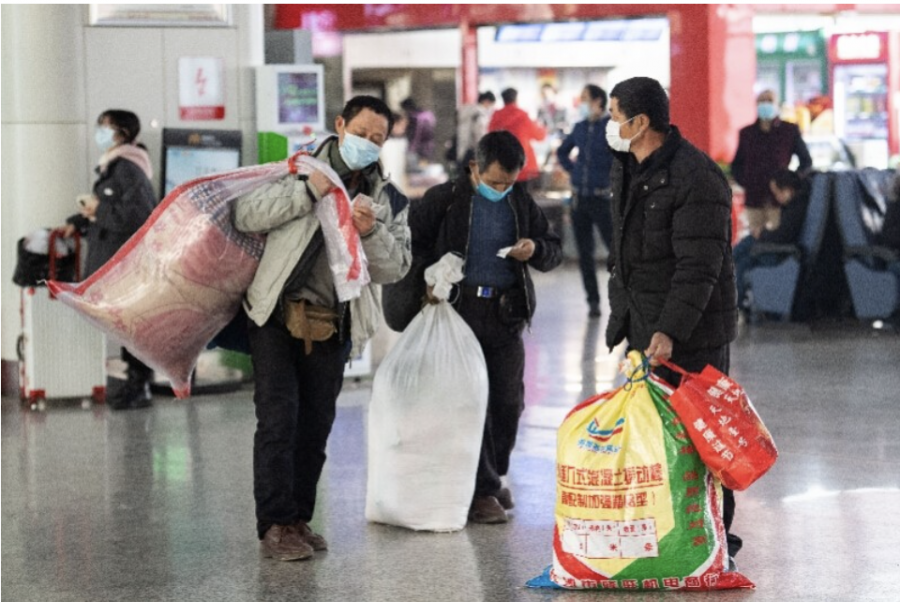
179, 56, 225, 120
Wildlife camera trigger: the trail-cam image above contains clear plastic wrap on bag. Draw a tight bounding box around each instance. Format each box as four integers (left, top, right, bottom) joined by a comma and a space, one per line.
47, 153, 367, 397
293, 154, 369, 302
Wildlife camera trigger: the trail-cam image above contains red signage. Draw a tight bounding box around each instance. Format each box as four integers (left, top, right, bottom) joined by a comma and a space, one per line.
830, 32, 888, 63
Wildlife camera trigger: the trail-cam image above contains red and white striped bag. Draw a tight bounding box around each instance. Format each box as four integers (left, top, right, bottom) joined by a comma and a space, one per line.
48, 153, 367, 397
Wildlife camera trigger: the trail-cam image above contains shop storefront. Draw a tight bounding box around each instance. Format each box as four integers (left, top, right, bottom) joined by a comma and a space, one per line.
274, 4, 758, 167
756, 30, 828, 110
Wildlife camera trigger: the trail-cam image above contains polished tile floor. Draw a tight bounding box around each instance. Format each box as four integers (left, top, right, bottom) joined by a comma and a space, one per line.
3, 264, 899, 601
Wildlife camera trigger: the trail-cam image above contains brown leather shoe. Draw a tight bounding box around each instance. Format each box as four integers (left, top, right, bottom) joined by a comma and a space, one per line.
496, 487, 515, 510
468, 496, 508, 524
260, 524, 314, 561
294, 521, 328, 551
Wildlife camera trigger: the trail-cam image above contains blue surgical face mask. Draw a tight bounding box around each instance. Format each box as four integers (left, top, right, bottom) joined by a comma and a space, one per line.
757, 102, 778, 121
95, 126, 116, 152
339, 132, 381, 170
477, 181, 512, 203
578, 102, 591, 121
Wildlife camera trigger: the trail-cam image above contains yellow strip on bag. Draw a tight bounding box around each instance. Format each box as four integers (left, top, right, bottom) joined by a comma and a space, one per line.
556, 373, 674, 576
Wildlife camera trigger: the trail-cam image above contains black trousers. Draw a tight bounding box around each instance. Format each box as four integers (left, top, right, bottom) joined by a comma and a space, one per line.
248, 317, 350, 539
454, 294, 526, 498
122, 347, 152, 382
651, 344, 743, 558
571, 193, 614, 307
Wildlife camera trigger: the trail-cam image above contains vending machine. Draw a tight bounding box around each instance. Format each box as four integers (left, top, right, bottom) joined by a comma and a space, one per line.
756, 30, 828, 107
829, 31, 900, 168
256, 64, 328, 163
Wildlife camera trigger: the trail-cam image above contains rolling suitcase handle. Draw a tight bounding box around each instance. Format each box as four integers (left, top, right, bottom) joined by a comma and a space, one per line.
47, 229, 81, 298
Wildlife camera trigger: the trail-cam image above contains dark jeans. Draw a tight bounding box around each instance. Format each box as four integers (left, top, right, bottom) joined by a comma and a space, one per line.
248, 317, 351, 539
122, 347, 152, 383
454, 294, 526, 498
651, 344, 743, 558
571, 193, 614, 306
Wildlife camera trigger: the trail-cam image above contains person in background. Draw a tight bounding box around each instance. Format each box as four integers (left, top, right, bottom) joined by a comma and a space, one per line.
879, 174, 900, 301
233, 95, 411, 562
400, 97, 436, 165
557, 84, 615, 318
731, 89, 812, 232
488, 88, 547, 188
733, 169, 811, 314
604, 77, 742, 568
414, 131, 562, 524
61, 109, 156, 411
879, 173, 900, 252
456, 91, 497, 171
536, 83, 566, 134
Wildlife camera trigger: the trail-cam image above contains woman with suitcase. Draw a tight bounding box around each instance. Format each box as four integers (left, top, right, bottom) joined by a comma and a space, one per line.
61, 109, 157, 410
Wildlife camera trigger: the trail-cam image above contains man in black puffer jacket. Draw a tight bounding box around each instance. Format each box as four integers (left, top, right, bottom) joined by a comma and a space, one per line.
604, 77, 742, 564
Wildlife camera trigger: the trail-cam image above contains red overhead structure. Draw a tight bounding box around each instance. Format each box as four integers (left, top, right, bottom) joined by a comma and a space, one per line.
275, 4, 862, 163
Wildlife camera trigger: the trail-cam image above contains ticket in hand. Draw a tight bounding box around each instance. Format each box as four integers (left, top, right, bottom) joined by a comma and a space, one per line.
353, 194, 373, 209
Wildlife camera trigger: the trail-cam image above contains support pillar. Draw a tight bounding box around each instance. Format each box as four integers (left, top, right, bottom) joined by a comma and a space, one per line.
668, 4, 756, 163
460, 19, 478, 106
1, 5, 89, 393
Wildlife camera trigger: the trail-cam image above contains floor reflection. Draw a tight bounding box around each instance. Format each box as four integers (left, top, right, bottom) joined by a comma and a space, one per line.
3, 264, 899, 601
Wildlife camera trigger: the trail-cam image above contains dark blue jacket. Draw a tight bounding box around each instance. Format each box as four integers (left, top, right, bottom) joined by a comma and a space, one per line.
557, 115, 614, 197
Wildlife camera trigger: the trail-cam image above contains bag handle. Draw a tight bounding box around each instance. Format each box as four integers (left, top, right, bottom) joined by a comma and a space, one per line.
622, 351, 652, 390
655, 357, 690, 377
287, 150, 308, 175
47, 228, 81, 284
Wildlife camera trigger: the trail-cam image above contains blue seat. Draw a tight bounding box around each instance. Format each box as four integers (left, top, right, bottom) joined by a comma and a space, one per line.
745, 172, 832, 320
833, 169, 899, 320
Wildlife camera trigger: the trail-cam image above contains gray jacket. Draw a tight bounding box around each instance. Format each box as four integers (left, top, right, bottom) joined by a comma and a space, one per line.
233, 138, 412, 355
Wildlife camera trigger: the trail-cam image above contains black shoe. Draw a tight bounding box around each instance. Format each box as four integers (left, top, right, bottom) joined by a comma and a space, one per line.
588, 304, 601, 318
107, 380, 152, 410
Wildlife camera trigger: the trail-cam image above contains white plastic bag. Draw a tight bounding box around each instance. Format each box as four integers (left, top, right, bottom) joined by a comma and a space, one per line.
366, 254, 488, 531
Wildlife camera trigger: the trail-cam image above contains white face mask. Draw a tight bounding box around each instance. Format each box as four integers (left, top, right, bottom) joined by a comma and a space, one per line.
605, 116, 638, 153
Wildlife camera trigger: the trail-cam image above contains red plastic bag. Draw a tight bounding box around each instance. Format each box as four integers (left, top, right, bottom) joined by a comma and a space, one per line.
658, 360, 778, 491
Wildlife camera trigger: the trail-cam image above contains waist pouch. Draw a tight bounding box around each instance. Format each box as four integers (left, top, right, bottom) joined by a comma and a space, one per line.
283, 298, 339, 355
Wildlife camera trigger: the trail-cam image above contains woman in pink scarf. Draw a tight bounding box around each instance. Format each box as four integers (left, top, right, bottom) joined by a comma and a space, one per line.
62, 109, 157, 409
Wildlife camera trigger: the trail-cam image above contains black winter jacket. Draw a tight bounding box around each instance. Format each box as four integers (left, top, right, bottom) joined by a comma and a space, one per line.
606, 126, 737, 353
69, 157, 156, 276
757, 191, 809, 245
411, 171, 563, 323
